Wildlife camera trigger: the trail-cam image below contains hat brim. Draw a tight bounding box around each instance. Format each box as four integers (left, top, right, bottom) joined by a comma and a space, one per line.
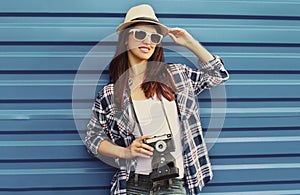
116, 20, 169, 37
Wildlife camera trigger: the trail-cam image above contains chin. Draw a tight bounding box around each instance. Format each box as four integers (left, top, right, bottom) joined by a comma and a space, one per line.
135, 53, 153, 61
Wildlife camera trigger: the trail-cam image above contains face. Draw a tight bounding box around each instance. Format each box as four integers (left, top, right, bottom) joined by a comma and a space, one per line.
126, 24, 161, 64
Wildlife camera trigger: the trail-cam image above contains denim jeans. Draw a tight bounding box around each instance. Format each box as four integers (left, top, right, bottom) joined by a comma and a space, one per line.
126, 174, 187, 195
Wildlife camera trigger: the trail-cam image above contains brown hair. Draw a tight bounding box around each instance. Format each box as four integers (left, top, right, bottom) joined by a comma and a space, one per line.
109, 23, 178, 108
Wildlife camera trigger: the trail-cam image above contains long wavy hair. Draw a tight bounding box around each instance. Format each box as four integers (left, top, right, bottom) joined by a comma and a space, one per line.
109, 23, 178, 108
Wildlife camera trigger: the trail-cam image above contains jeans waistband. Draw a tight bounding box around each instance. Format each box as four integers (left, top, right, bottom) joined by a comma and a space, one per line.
129, 173, 185, 187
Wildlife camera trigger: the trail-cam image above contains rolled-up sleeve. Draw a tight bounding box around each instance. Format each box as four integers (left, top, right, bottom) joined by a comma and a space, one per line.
184, 55, 229, 94
85, 94, 111, 155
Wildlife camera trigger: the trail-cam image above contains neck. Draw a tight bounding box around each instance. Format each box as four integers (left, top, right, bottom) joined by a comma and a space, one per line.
127, 51, 149, 76
128, 61, 147, 77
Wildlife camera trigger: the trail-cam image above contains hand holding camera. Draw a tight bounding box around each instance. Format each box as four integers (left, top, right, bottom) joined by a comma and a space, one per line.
144, 134, 179, 181
125, 135, 154, 159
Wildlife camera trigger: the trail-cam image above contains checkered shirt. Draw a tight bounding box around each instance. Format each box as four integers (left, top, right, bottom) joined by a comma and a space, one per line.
85, 56, 229, 194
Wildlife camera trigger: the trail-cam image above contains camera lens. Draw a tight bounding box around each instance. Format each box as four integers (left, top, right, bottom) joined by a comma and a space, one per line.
155, 140, 167, 152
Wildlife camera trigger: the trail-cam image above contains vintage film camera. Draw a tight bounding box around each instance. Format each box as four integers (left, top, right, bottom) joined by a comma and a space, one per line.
144, 134, 179, 181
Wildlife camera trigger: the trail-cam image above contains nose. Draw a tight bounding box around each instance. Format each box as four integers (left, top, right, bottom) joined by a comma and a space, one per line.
143, 34, 152, 44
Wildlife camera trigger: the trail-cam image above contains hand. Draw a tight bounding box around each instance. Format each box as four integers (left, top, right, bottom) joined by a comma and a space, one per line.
124, 135, 154, 159
169, 27, 214, 62
168, 27, 196, 47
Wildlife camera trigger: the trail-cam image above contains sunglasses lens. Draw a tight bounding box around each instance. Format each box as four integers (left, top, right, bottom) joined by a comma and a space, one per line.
134, 30, 147, 40
150, 34, 162, 44
131, 29, 162, 44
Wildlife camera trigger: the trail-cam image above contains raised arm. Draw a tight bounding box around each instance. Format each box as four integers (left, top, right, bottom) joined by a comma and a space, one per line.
168, 27, 214, 62
168, 27, 229, 94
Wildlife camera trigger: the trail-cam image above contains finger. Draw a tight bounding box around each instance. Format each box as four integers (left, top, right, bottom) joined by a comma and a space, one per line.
168, 27, 182, 33
134, 148, 153, 158
168, 30, 180, 37
140, 143, 154, 152
139, 148, 153, 156
136, 135, 152, 142
131, 145, 152, 158
134, 137, 154, 151
169, 28, 185, 35
168, 32, 177, 41
133, 141, 142, 149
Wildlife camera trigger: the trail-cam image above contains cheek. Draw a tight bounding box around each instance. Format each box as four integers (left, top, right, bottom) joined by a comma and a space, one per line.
128, 45, 139, 53
149, 48, 156, 56
127, 36, 137, 50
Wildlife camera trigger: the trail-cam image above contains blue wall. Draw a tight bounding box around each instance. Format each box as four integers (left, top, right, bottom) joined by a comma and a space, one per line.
0, 0, 300, 194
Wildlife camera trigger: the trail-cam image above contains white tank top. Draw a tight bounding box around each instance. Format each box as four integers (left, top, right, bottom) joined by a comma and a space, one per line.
131, 96, 185, 178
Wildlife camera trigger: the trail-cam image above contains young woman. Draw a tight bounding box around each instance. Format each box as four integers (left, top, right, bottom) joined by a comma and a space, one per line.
85, 4, 229, 195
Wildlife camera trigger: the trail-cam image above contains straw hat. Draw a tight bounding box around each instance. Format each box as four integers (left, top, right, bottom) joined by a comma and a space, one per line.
116, 4, 169, 36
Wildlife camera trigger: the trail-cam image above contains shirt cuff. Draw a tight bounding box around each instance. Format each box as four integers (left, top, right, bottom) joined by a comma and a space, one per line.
198, 55, 223, 70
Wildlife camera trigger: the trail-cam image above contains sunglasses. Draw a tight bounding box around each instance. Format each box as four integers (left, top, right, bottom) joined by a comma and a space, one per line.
129, 29, 163, 45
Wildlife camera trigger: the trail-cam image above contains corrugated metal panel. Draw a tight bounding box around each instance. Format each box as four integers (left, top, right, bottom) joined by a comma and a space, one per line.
0, 0, 299, 194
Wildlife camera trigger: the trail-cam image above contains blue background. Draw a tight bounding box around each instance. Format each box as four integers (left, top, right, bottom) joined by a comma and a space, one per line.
0, 0, 300, 194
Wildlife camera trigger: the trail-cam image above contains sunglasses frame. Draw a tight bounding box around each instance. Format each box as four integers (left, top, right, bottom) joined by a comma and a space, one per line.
129, 29, 163, 45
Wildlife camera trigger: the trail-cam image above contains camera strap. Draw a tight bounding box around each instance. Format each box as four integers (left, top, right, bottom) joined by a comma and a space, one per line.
129, 95, 174, 138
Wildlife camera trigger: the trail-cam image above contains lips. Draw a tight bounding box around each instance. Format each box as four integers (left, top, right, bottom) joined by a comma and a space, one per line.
138, 46, 151, 53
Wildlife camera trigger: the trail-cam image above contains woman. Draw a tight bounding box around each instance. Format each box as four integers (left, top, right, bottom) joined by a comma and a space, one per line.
85, 4, 229, 195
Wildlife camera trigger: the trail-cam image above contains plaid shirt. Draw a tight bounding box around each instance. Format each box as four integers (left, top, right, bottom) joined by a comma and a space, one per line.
85, 56, 229, 195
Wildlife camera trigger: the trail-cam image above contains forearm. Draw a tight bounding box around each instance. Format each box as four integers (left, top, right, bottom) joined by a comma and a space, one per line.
98, 136, 153, 160
98, 140, 129, 159
185, 38, 214, 63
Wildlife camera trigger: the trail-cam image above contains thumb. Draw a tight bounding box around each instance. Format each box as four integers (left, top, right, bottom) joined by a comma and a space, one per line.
168, 32, 177, 42
136, 135, 152, 142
